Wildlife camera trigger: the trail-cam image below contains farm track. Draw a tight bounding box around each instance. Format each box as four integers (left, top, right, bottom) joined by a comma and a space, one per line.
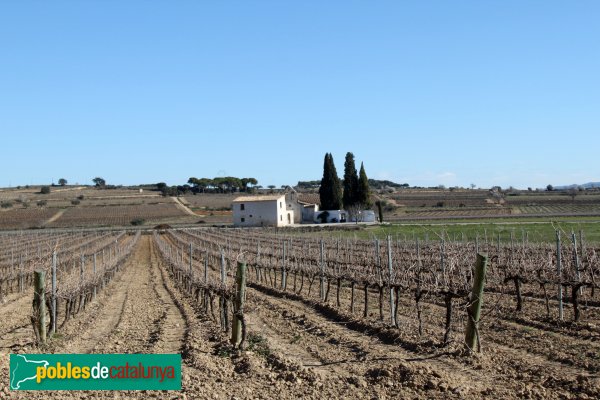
60, 237, 187, 355
42, 208, 66, 226
172, 196, 198, 217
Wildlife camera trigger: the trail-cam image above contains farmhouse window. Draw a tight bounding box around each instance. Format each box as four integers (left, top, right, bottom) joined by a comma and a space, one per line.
241, 217, 245, 222
280, 202, 282, 209
240, 204, 245, 210
280, 215, 282, 221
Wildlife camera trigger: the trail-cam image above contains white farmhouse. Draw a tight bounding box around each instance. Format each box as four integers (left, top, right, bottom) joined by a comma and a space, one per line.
232, 195, 294, 227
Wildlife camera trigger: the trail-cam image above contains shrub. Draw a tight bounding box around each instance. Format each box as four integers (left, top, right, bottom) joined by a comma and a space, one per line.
384, 204, 395, 212
77, 194, 85, 200
1, 201, 13, 209
71, 199, 80, 205
40, 186, 51, 194
317, 211, 330, 223
37, 200, 47, 207
130, 218, 145, 226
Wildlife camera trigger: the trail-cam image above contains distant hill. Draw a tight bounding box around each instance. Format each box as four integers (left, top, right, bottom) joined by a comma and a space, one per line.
367, 179, 409, 189
555, 182, 600, 190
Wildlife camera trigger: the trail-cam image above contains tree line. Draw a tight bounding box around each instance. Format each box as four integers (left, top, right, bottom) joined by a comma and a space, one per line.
319, 152, 371, 210
187, 177, 258, 193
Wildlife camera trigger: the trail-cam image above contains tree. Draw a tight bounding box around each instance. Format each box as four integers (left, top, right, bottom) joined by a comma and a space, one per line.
189, 178, 213, 193
297, 180, 320, 189
343, 152, 359, 208
93, 177, 106, 188
199, 178, 213, 192
241, 177, 258, 192
568, 187, 578, 201
546, 184, 554, 191
346, 203, 363, 224
40, 186, 50, 194
490, 187, 504, 204
319, 153, 342, 210
375, 200, 384, 223
58, 178, 67, 186
356, 162, 371, 208
156, 182, 167, 191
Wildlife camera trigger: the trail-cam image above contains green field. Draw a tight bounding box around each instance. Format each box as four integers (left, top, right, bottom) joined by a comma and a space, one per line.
306, 217, 600, 244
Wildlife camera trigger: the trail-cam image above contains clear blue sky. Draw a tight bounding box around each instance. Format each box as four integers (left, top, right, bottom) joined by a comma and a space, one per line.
1, 1, 598, 189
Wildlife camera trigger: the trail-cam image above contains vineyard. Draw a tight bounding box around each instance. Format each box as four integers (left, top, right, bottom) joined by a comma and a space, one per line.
395, 204, 600, 220
0, 209, 57, 230
1, 227, 600, 398
46, 203, 190, 228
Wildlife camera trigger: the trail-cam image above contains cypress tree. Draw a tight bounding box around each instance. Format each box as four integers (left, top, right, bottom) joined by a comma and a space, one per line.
356, 162, 371, 208
319, 153, 343, 210
343, 152, 359, 208
319, 153, 332, 209
330, 155, 343, 209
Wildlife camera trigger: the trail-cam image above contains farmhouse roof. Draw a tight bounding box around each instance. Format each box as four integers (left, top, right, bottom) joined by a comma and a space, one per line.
232, 195, 283, 203
297, 193, 320, 206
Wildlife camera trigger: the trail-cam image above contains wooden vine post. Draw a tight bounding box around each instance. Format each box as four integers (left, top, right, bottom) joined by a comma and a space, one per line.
33, 270, 47, 344
231, 261, 247, 348
465, 253, 488, 352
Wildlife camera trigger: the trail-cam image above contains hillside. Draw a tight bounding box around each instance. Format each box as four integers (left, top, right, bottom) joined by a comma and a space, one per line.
2, 185, 600, 230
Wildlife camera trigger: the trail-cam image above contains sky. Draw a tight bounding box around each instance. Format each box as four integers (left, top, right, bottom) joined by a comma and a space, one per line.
1, 1, 598, 190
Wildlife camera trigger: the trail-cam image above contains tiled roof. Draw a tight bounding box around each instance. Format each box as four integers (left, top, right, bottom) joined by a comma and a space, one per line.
297, 193, 320, 205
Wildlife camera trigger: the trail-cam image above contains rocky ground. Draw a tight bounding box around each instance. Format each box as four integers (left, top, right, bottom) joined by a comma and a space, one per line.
1, 235, 599, 399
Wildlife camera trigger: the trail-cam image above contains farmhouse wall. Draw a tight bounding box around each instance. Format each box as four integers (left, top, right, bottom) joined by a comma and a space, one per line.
232, 195, 294, 227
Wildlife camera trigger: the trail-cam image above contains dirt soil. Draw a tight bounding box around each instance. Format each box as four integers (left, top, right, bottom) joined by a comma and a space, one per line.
2, 235, 599, 399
